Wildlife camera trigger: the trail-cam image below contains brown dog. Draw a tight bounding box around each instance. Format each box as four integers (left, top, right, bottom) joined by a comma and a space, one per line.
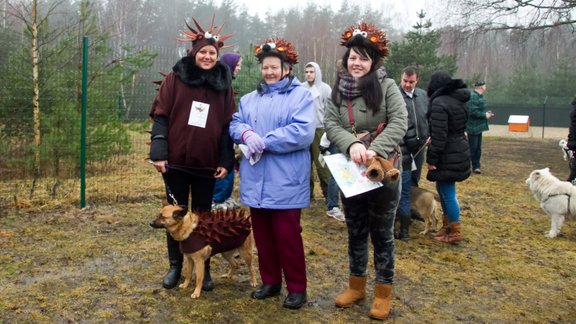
410, 186, 439, 235
152, 204, 258, 299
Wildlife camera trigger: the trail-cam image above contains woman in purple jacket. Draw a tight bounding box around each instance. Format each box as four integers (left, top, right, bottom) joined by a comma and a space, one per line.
229, 38, 315, 310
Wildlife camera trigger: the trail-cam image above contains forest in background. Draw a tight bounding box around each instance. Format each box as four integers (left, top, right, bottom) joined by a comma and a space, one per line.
0, 0, 575, 202
1, 0, 575, 101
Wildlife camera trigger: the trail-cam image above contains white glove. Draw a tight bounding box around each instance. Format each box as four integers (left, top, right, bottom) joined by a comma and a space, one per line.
320, 132, 331, 149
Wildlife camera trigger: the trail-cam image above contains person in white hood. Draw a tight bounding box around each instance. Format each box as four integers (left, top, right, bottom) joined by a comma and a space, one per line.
302, 62, 332, 201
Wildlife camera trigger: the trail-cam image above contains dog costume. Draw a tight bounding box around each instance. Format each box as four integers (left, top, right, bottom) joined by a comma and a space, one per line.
179, 209, 251, 255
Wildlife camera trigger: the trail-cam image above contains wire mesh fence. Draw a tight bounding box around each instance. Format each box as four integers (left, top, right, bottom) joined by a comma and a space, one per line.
0, 40, 572, 208
0, 44, 257, 208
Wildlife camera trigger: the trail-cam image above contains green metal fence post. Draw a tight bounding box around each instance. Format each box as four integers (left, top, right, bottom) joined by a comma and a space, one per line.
80, 36, 88, 208
542, 96, 548, 139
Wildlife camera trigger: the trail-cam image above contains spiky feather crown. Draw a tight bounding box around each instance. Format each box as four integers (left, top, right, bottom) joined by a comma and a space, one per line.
254, 37, 299, 65
340, 22, 389, 58
177, 15, 233, 52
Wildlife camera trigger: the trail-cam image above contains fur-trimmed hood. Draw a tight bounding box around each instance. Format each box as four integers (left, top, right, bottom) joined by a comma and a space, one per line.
172, 56, 232, 91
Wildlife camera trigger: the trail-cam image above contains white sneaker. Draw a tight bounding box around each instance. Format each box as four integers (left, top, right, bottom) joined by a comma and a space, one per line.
212, 201, 226, 211
326, 207, 345, 222
224, 197, 240, 209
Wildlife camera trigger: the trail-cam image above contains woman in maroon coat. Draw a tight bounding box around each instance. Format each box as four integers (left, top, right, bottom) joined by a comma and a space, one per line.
149, 17, 235, 291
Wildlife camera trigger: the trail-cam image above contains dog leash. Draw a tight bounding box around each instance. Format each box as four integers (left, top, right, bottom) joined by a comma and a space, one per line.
148, 160, 217, 179
164, 183, 179, 206
412, 140, 429, 158
165, 163, 217, 178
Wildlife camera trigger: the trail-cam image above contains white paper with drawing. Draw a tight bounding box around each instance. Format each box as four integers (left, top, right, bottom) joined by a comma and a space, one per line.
323, 153, 382, 198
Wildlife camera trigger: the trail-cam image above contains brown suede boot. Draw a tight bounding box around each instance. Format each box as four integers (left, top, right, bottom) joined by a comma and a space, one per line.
368, 283, 392, 320
445, 222, 463, 244
433, 214, 449, 241
435, 221, 463, 244
335, 275, 366, 308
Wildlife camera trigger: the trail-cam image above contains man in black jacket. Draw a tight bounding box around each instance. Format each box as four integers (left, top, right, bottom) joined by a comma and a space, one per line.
399, 66, 429, 187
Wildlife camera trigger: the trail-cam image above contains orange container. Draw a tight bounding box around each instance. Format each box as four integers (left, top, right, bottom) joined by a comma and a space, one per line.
507, 115, 530, 132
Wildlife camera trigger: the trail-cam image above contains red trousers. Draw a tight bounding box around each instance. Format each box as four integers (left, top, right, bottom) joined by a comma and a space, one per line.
250, 208, 307, 293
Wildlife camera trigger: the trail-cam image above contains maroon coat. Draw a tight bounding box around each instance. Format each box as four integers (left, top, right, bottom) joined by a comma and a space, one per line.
150, 58, 235, 172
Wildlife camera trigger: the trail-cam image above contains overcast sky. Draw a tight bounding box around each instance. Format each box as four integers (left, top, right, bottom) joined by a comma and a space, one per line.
229, 0, 431, 32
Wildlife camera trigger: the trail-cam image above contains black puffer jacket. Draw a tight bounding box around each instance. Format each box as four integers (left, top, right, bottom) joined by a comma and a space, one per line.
567, 98, 576, 151
426, 73, 471, 182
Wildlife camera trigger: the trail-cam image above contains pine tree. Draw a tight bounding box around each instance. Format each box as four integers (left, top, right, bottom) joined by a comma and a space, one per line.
387, 10, 458, 88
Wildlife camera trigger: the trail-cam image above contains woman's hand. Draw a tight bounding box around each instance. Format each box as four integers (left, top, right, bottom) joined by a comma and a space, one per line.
365, 149, 377, 163
153, 160, 168, 173
349, 142, 368, 165
214, 167, 228, 179
427, 163, 437, 171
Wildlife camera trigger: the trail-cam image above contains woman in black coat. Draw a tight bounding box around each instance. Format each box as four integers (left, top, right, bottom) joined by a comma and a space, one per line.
426, 71, 471, 244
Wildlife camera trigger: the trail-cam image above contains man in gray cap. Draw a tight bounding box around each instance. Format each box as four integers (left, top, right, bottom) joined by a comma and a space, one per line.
466, 81, 494, 174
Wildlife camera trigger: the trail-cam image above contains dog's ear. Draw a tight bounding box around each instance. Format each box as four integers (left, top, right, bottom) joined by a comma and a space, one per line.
174, 206, 188, 219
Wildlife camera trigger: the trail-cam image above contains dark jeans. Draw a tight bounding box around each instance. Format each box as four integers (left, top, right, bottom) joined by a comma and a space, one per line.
213, 169, 234, 203
162, 169, 215, 212
342, 180, 400, 284
411, 146, 426, 187
468, 133, 483, 170
398, 170, 411, 218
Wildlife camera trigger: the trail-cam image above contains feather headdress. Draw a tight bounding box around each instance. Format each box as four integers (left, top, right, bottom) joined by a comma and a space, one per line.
177, 15, 233, 56
254, 37, 299, 65
340, 22, 389, 58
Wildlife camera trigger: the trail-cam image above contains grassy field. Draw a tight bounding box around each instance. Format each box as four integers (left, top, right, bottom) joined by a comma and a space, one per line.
1, 136, 575, 323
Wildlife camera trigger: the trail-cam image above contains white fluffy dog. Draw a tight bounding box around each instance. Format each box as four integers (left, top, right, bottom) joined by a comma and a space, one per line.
559, 139, 572, 161
526, 168, 576, 238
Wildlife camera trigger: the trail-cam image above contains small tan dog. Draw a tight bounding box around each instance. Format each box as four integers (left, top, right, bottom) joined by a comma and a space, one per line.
152, 204, 258, 299
410, 186, 439, 235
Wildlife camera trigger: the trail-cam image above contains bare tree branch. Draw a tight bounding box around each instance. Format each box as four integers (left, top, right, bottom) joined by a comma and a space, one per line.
442, 0, 576, 32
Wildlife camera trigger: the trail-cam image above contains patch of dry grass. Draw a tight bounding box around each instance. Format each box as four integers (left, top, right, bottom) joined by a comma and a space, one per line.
1, 137, 576, 323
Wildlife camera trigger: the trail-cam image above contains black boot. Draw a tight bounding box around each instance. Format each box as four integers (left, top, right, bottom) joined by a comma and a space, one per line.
202, 258, 214, 291
398, 215, 411, 241
162, 233, 182, 289
410, 207, 425, 222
